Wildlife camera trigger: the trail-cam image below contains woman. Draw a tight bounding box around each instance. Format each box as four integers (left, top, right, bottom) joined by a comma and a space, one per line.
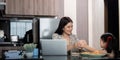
52, 17, 86, 53
80, 33, 120, 58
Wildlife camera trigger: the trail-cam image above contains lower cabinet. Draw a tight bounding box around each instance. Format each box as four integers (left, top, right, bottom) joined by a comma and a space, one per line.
0, 46, 23, 58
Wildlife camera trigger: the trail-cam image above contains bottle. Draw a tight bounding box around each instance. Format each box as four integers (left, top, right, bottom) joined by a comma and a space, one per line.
33, 48, 38, 58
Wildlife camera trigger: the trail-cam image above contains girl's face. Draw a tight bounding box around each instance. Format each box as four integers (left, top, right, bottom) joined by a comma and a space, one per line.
100, 39, 107, 48
63, 22, 73, 35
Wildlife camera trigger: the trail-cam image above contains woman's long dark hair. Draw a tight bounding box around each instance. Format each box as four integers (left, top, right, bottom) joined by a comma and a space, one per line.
55, 17, 73, 35
100, 33, 119, 58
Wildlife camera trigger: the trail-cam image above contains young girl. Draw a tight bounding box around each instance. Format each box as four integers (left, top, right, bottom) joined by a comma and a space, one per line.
79, 33, 120, 58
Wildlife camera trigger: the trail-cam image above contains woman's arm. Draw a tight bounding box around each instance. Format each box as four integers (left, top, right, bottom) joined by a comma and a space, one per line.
67, 44, 74, 51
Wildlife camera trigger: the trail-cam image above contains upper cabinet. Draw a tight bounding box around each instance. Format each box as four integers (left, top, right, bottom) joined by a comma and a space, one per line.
5, 0, 64, 17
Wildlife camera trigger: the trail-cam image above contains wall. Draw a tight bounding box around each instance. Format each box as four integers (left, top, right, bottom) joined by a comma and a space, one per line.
88, 0, 104, 49
64, 0, 77, 35
76, 0, 88, 41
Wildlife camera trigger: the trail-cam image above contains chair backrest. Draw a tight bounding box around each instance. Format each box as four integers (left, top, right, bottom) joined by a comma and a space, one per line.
40, 18, 60, 39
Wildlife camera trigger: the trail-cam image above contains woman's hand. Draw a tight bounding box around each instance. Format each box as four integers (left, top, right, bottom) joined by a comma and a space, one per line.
67, 44, 73, 51
77, 40, 88, 49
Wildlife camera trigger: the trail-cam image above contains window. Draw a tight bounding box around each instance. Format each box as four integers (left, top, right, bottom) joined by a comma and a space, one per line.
10, 19, 32, 39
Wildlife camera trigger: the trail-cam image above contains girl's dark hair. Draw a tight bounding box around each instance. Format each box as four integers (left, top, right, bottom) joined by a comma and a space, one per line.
55, 17, 73, 35
100, 33, 119, 58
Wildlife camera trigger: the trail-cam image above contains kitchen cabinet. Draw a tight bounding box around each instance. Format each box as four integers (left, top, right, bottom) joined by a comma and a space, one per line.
5, 0, 64, 17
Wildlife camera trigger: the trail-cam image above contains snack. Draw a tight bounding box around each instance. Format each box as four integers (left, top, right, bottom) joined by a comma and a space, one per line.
81, 52, 91, 54
91, 50, 101, 55
80, 51, 106, 57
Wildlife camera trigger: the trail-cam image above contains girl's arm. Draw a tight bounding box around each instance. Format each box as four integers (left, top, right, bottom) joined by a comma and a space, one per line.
82, 45, 97, 52
77, 40, 97, 52
77, 40, 107, 54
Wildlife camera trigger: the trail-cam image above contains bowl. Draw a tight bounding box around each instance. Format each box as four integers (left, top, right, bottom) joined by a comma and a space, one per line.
25, 52, 33, 58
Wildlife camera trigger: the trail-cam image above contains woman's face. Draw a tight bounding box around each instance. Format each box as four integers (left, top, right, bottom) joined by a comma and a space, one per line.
100, 39, 107, 48
63, 22, 73, 35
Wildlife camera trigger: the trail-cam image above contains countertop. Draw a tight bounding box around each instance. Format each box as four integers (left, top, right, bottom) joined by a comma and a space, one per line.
0, 42, 23, 46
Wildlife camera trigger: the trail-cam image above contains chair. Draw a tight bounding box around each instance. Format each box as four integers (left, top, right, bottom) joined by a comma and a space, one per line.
40, 18, 60, 39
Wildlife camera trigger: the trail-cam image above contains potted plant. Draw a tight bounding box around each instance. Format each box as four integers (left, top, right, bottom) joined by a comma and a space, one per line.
23, 43, 37, 58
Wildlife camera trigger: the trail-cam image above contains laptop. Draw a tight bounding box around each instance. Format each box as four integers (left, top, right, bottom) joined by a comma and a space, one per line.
43, 56, 67, 60
40, 39, 67, 56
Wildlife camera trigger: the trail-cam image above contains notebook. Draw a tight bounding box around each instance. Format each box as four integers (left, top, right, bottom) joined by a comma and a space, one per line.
40, 39, 67, 56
